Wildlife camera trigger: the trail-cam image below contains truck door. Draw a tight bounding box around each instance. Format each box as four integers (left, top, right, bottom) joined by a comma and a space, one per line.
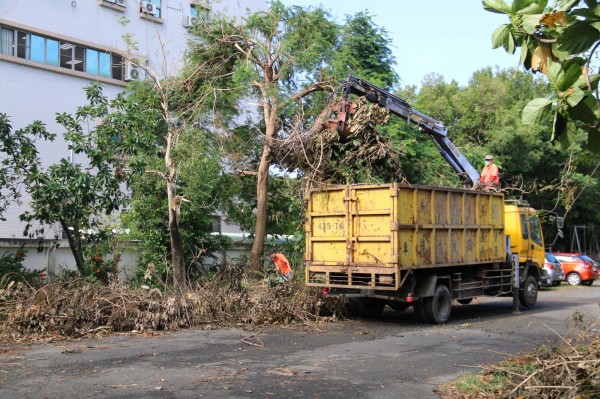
519, 210, 544, 266
528, 214, 545, 267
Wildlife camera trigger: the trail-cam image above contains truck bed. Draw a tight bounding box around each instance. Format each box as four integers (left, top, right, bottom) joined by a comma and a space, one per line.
305, 183, 506, 290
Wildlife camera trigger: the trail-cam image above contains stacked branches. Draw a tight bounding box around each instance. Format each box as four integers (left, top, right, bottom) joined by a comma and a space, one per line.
0, 277, 347, 342
440, 312, 600, 398
273, 96, 404, 186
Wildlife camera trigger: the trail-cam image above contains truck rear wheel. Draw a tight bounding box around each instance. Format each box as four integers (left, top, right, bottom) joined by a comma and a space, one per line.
423, 284, 452, 324
348, 298, 385, 318
519, 275, 538, 309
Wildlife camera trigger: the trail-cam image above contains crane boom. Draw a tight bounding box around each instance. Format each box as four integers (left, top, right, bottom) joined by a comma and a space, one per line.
337, 75, 481, 186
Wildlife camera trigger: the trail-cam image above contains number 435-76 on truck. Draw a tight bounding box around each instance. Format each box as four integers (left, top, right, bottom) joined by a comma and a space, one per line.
304, 76, 562, 324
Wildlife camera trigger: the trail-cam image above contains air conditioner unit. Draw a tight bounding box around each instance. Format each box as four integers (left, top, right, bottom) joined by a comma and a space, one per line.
184, 15, 197, 28
116, 0, 126, 6
124, 61, 142, 81
140, 1, 156, 15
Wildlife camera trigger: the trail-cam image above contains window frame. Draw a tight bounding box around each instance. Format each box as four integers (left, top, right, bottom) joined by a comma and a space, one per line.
0, 24, 130, 83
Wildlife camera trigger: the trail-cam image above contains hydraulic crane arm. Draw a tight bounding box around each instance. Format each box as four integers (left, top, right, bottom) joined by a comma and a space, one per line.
332, 75, 481, 186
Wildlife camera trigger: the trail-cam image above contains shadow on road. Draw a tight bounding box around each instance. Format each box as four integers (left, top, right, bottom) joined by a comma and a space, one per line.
352, 285, 600, 326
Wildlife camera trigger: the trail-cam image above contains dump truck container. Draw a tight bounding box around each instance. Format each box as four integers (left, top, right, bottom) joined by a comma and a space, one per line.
305, 183, 506, 290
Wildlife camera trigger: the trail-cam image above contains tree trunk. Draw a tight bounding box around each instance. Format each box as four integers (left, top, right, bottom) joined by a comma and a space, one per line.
249, 145, 271, 271
167, 181, 186, 291
60, 220, 85, 274
249, 84, 278, 271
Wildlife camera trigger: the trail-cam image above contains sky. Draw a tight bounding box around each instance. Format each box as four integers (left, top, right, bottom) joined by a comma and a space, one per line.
279, 0, 522, 88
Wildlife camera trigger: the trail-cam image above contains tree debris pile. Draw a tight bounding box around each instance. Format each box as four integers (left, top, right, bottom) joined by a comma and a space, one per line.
273, 96, 404, 185
0, 278, 347, 342
438, 313, 600, 398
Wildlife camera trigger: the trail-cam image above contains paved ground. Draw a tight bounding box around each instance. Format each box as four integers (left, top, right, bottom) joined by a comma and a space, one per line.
1, 285, 599, 399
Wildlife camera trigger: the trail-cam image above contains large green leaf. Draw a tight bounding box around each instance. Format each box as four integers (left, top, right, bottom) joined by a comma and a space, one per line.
519, 40, 531, 66
557, 62, 583, 91
506, 31, 516, 54
551, 42, 571, 61
557, 22, 600, 54
514, 0, 547, 15
553, 110, 578, 148
569, 94, 600, 124
546, 59, 564, 89
522, 97, 554, 124
565, 87, 585, 107
588, 129, 600, 153
483, 0, 512, 14
556, 0, 581, 12
521, 14, 544, 34
492, 24, 511, 48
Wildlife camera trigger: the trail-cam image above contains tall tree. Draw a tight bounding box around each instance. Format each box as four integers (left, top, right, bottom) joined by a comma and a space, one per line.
185, 2, 398, 269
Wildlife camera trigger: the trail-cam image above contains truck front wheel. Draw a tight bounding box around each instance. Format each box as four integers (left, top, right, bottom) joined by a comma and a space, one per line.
519, 275, 538, 309
423, 284, 452, 324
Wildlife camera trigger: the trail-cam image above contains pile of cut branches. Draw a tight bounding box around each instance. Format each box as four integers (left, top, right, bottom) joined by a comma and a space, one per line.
0, 277, 347, 342
273, 96, 404, 186
438, 312, 600, 398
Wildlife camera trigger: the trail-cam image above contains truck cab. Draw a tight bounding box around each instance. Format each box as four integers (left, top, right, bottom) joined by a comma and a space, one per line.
504, 202, 545, 269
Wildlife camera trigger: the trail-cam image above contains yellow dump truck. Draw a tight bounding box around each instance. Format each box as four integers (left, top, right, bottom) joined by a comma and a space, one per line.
305, 183, 547, 323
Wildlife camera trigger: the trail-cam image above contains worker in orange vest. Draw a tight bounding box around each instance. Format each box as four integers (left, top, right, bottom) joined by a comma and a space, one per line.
480, 154, 500, 188
269, 250, 293, 282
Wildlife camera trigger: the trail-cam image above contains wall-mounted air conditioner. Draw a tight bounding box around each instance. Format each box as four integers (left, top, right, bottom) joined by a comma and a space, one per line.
140, 1, 156, 15
184, 15, 197, 28
124, 61, 142, 81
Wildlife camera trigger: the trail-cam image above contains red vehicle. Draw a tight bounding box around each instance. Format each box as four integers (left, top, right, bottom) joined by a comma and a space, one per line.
552, 253, 599, 286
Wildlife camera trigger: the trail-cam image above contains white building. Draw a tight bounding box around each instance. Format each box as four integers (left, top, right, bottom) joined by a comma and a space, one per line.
0, 0, 263, 272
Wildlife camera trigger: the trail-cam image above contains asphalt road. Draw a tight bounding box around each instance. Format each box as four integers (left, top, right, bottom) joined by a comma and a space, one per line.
1, 285, 599, 399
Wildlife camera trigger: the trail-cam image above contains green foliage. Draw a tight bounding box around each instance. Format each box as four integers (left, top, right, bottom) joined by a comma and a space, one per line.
82, 236, 121, 284
0, 247, 46, 287
123, 120, 232, 284
483, 0, 600, 151
0, 114, 55, 221
184, 1, 399, 246
0, 94, 135, 274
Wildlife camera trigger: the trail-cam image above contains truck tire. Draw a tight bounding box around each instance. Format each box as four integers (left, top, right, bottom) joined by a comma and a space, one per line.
423, 284, 452, 324
348, 298, 385, 318
519, 275, 538, 309
566, 272, 582, 286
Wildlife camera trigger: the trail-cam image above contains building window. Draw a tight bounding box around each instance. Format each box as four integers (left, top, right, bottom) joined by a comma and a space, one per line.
111, 54, 124, 80
0, 27, 13, 55
0, 25, 128, 82
16, 31, 29, 59
211, 216, 222, 233
46, 39, 59, 66
59, 42, 85, 72
190, 3, 210, 19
